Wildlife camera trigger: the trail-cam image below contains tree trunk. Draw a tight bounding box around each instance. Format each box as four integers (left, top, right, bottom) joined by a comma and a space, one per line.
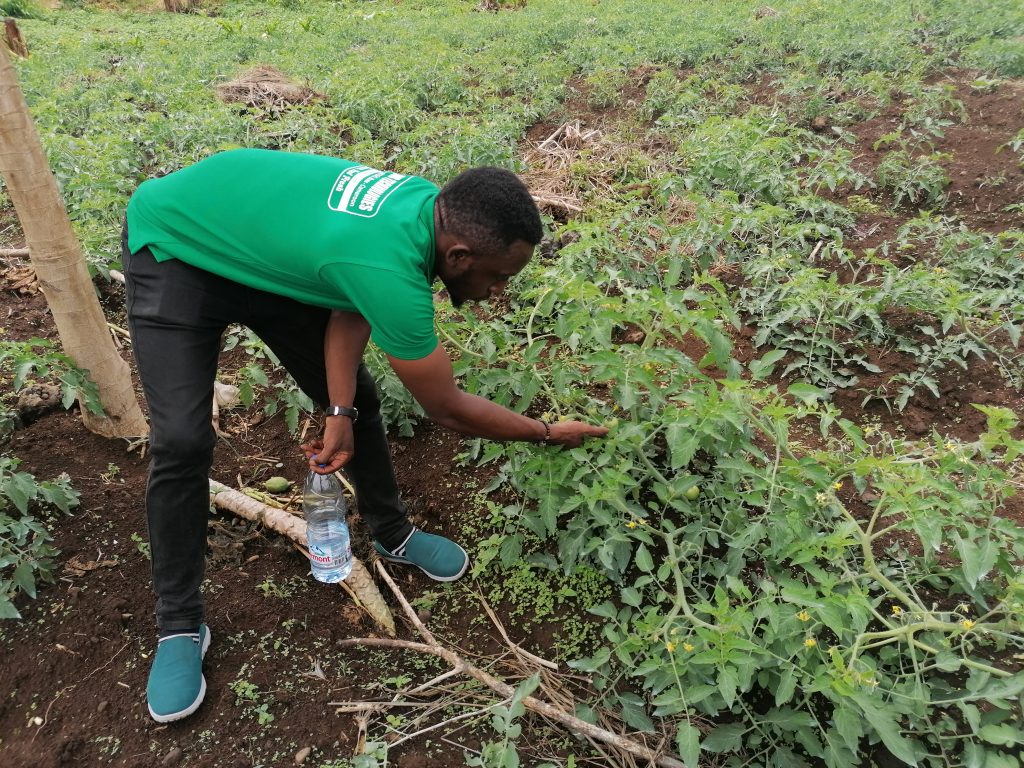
4, 19, 28, 59
0, 45, 148, 439
163, 0, 198, 12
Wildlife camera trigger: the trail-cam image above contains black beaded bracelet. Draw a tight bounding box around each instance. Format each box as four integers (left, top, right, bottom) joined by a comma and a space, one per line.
538, 419, 551, 443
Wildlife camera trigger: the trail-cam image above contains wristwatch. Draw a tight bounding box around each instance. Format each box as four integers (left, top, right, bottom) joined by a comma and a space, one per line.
325, 405, 359, 421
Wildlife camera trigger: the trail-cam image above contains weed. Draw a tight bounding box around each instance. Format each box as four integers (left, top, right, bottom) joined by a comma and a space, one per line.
98, 463, 120, 483
0, 457, 78, 618
465, 675, 539, 768
130, 532, 150, 560
229, 673, 276, 725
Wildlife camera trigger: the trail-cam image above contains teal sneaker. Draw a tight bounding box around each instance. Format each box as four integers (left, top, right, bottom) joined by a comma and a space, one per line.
146, 624, 211, 723
375, 528, 469, 582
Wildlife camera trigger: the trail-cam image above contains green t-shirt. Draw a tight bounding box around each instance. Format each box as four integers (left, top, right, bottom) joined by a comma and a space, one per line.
126, 148, 440, 360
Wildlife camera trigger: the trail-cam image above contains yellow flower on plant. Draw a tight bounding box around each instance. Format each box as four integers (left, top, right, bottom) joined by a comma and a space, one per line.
665, 641, 676, 653
864, 425, 878, 437
961, 619, 975, 630
815, 492, 829, 505
683, 643, 695, 652
832, 481, 843, 491
797, 610, 811, 622
626, 521, 638, 529
891, 606, 903, 616
804, 637, 817, 648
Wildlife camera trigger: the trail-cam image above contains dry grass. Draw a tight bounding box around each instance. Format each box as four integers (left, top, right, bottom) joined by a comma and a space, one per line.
215, 65, 325, 117
520, 121, 606, 217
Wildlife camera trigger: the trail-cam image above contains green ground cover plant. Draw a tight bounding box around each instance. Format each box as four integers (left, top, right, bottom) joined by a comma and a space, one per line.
5, 0, 1024, 765
0, 457, 79, 618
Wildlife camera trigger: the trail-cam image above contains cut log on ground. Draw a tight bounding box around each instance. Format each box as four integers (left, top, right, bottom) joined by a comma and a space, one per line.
208, 479, 396, 637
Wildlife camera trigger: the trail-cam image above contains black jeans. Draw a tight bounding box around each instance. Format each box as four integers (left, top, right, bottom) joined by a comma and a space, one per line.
122, 227, 412, 632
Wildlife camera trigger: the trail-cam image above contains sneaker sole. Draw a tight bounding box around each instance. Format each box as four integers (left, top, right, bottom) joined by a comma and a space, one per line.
377, 551, 469, 582
147, 628, 212, 724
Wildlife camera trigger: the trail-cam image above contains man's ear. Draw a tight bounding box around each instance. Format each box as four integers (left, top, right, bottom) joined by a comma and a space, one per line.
442, 242, 474, 275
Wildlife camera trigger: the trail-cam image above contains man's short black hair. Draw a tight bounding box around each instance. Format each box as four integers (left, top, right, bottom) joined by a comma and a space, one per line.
437, 167, 542, 255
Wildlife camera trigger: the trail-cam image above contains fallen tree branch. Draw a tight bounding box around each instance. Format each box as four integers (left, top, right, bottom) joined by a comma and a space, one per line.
208, 479, 396, 636
349, 561, 687, 768
338, 636, 686, 768
476, 588, 558, 671
373, 559, 436, 645
531, 193, 582, 213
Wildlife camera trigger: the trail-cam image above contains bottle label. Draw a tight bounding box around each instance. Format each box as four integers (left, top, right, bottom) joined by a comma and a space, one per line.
308, 544, 333, 565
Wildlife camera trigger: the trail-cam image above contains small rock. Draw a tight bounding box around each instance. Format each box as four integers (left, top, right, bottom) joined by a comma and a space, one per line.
295, 746, 312, 764
97, 700, 109, 714
16, 383, 63, 424
416, 609, 431, 624
161, 746, 183, 766
67, 586, 81, 604
904, 407, 929, 436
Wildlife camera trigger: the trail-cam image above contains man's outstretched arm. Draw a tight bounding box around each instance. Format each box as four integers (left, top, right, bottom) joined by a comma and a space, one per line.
388, 345, 607, 447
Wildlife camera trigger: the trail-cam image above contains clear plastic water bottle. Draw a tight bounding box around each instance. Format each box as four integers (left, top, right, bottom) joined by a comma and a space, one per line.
303, 470, 353, 583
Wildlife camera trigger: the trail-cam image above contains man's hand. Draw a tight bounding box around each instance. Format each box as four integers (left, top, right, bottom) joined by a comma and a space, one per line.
546, 419, 610, 448
301, 416, 354, 474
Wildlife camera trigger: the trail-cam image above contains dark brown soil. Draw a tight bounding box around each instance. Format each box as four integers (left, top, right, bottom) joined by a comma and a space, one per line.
0, 400, 503, 767
843, 74, 1024, 234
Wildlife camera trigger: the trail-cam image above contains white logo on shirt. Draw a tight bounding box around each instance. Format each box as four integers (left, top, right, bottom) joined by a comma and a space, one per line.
327, 166, 411, 217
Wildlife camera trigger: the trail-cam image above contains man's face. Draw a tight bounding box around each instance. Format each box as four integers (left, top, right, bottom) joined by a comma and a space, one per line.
445, 240, 534, 308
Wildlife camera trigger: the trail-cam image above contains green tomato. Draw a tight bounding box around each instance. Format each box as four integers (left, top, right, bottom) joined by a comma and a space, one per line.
685, 485, 701, 500
264, 476, 292, 494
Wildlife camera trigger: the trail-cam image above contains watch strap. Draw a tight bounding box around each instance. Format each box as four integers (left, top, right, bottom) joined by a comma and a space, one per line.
325, 405, 359, 421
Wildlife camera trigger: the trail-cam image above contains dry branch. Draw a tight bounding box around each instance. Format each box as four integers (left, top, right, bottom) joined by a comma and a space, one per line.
341, 561, 688, 768
208, 479, 396, 636
216, 66, 324, 115
339, 637, 686, 768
